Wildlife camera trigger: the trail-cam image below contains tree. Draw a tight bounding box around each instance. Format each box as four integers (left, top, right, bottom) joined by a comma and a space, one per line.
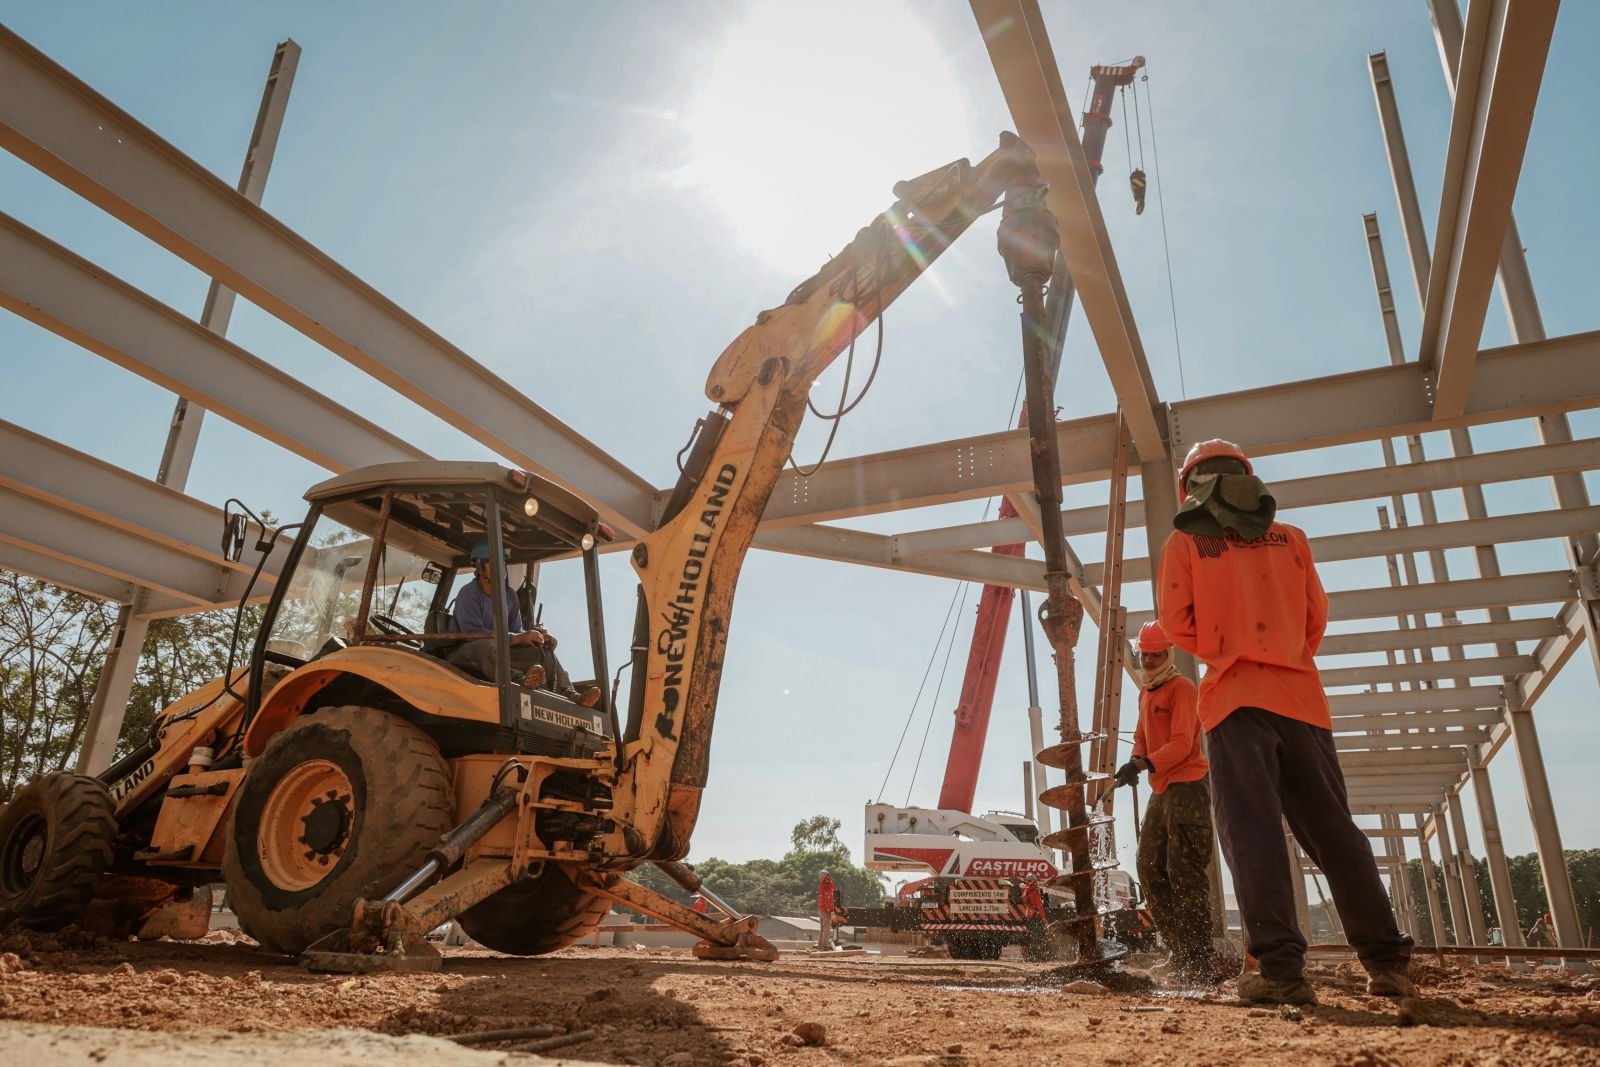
1404, 849, 1600, 946
0, 570, 262, 799
622, 815, 886, 919
0, 573, 115, 799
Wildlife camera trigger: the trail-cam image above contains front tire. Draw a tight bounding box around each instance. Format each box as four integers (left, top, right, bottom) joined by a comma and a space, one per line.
456, 865, 609, 955
222, 706, 452, 954
0, 773, 117, 930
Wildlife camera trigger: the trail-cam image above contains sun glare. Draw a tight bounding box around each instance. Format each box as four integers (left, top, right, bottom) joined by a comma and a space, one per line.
679, 1, 971, 278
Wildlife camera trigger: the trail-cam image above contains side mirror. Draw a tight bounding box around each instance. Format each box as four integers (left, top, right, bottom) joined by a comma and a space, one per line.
222, 512, 248, 564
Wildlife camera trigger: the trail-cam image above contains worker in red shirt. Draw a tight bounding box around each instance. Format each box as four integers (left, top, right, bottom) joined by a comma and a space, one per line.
816, 870, 836, 950
1114, 620, 1218, 982
1157, 439, 1413, 1006
1021, 875, 1046, 920
1020, 875, 1050, 960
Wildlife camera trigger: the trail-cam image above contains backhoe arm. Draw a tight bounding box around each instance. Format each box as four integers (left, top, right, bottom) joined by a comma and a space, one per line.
614, 132, 1041, 860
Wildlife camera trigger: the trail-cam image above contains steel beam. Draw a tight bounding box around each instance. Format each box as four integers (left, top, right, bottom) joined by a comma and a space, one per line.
969, 0, 1164, 457
0, 420, 262, 569
1331, 708, 1502, 732
1331, 687, 1502, 715
1318, 618, 1563, 656
1088, 506, 1600, 585
1335, 727, 1491, 751
1321, 654, 1535, 687
753, 524, 1046, 591
1521, 601, 1586, 707
1128, 570, 1574, 631
0, 215, 424, 472
895, 435, 1600, 555
1168, 330, 1600, 460
0, 488, 237, 608
760, 412, 1120, 527
0, 25, 655, 535
1420, 0, 1559, 418
766, 332, 1600, 531
1339, 748, 1468, 771
0, 541, 137, 605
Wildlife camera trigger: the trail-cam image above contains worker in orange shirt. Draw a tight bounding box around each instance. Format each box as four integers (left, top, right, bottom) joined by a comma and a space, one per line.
1114, 620, 1218, 982
1157, 440, 1413, 1006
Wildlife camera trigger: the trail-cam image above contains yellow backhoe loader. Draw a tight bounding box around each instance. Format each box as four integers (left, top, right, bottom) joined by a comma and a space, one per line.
0, 132, 1075, 970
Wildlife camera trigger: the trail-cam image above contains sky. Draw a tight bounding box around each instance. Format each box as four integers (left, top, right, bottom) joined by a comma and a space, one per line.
2, 0, 1599, 900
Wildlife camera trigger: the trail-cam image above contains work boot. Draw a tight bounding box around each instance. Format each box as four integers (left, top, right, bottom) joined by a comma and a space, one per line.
1236, 971, 1317, 1006
1366, 967, 1416, 999
574, 686, 602, 709
522, 664, 546, 689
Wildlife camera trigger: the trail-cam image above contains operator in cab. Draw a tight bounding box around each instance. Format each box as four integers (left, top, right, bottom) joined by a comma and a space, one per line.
448, 540, 601, 708
1115, 620, 1223, 984
1157, 439, 1413, 1006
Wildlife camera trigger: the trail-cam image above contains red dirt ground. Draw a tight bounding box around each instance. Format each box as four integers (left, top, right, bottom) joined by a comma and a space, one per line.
1, 927, 1597, 1065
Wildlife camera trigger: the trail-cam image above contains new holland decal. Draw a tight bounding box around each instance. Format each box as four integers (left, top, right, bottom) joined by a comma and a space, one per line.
654, 462, 737, 741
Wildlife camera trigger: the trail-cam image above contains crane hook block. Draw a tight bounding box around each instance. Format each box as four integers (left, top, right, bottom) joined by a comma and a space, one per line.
1130, 169, 1147, 216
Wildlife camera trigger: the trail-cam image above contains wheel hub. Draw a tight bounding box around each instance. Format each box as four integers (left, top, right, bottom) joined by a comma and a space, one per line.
1, 813, 47, 893
258, 759, 357, 893
300, 791, 351, 855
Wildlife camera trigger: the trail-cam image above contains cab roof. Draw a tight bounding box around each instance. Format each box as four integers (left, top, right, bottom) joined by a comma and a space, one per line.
304, 461, 602, 565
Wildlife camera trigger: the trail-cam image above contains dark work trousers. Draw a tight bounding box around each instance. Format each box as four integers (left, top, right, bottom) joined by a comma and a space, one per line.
1136, 777, 1216, 965
446, 638, 573, 692
1208, 706, 1413, 981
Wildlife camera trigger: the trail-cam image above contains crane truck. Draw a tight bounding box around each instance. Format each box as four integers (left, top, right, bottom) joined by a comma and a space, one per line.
0, 132, 1087, 971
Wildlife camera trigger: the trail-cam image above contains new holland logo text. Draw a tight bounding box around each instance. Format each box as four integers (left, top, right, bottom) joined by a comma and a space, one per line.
654, 463, 737, 740
109, 758, 156, 804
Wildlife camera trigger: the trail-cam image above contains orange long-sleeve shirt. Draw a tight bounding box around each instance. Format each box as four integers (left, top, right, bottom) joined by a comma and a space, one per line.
1157, 522, 1331, 732
1132, 675, 1207, 793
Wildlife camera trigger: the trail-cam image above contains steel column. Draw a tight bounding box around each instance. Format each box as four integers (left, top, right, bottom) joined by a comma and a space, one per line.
1431, 809, 1468, 945
74, 40, 301, 774
1414, 812, 1449, 948
1502, 696, 1589, 970
1445, 792, 1491, 956
1470, 755, 1527, 967
1417, 0, 1560, 418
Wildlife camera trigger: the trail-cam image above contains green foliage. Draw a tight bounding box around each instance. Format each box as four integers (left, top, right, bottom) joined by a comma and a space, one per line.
1404, 849, 1600, 946
0, 573, 115, 798
0, 570, 261, 800
623, 815, 885, 918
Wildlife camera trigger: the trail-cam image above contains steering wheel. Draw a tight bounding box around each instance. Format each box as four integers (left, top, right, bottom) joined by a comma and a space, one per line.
369, 613, 416, 638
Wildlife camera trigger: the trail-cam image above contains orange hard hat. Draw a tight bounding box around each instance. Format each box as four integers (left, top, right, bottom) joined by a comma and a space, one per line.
1179, 439, 1251, 492
1137, 621, 1172, 653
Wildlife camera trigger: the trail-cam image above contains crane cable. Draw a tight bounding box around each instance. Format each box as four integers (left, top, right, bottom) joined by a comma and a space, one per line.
876, 369, 1026, 804
1134, 65, 1189, 399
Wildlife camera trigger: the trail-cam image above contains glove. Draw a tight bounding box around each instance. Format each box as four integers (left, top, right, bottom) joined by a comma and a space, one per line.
1114, 759, 1146, 788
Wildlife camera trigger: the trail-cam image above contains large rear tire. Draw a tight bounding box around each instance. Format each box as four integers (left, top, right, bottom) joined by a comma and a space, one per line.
222, 706, 452, 955
456, 865, 609, 955
0, 773, 117, 930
